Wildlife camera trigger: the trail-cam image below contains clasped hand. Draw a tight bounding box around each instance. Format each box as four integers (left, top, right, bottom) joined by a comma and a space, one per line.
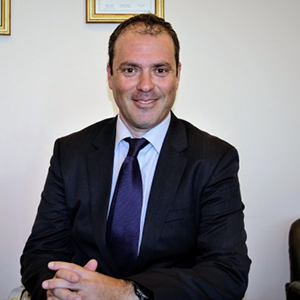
42, 259, 136, 300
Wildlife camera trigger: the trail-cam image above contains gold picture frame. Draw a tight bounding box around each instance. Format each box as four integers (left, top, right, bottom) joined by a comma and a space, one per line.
0, 0, 10, 35
86, 0, 164, 23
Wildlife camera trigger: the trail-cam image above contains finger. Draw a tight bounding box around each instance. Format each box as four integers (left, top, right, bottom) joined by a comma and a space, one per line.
48, 260, 98, 278
84, 259, 98, 271
46, 289, 60, 300
42, 277, 75, 290
55, 268, 80, 283
46, 289, 61, 300
48, 262, 87, 275
47, 288, 81, 300
48, 261, 78, 272
48, 262, 82, 280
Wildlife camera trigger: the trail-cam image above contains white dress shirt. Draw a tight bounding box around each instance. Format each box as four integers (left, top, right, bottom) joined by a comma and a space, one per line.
108, 113, 171, 250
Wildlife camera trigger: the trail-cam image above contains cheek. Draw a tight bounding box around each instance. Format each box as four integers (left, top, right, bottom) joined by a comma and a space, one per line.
112, 78, 137, 95
160, 81, 179, 98
111, 84, 133, 106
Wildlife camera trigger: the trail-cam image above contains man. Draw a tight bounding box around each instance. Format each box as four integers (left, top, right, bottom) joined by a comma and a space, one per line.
21, 13, 251, 300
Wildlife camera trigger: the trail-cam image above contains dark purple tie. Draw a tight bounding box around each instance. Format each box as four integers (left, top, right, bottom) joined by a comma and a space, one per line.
106, 138, 149, 276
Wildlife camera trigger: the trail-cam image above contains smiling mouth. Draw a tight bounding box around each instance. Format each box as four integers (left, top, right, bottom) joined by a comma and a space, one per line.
133, 98, 157, 105
137, 99, 156, 104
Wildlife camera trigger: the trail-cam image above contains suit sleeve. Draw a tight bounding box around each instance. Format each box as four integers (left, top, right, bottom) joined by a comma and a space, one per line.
20, 139, 73, 299
128, 146, 251, 300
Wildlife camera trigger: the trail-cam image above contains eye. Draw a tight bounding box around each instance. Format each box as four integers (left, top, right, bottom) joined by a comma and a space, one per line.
124, 67, 135, 73
157, 68, 166, 73
155, 67, 169, 76
119, 66, 138, 76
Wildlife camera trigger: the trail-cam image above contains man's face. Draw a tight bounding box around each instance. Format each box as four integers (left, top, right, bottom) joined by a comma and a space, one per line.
107, 30, 181, 137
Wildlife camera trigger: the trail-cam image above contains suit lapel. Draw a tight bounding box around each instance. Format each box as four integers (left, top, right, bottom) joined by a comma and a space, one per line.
86, 114, 188, 275
136, 113, 188, 271
87, 117, 119, 274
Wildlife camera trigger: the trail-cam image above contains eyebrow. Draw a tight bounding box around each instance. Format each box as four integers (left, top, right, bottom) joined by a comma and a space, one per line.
117, 61, 174, 71
117, 62, 140, 70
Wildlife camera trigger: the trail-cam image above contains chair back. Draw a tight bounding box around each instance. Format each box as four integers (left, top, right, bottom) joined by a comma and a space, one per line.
289, 218, 300, 282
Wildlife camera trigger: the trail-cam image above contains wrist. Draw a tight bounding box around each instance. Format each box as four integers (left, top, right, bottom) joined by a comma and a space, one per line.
131, 281, 150, 300
120, 280, 138, 300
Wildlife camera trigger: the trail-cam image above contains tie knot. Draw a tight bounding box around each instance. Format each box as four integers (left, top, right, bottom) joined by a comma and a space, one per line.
125, 138, 149, 157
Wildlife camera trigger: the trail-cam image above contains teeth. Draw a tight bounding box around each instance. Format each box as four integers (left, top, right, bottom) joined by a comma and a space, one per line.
138, 100, 155, 104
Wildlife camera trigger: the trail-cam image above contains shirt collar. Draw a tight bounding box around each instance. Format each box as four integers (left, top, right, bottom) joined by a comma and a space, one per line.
115, 113, 171, 154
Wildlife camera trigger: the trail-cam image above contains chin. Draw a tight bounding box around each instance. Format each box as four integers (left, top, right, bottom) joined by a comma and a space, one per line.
132, 118, 156, 130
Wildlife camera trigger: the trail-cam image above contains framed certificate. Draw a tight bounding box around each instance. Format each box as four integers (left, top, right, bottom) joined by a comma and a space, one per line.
0, 0, 10, 35
86, 0, 164, 23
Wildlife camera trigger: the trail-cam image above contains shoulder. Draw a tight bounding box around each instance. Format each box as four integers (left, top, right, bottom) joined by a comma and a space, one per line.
57, 117, 116, 146
176, 118, 241, 178
169, 113, 237, 157
50, 117, 116, 159
181, 119, 235, 151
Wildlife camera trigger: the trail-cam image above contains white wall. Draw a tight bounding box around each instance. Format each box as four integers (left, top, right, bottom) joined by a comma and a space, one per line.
1, 1, 300, 299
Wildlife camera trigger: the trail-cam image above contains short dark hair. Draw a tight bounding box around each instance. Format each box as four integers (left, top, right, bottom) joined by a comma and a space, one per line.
108, 13, 180, 75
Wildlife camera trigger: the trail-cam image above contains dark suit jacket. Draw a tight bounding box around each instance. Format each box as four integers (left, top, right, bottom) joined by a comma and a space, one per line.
21, 112, 251, 299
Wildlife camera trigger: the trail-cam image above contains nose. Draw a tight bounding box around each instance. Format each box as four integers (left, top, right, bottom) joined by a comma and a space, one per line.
137, 71, 155, 92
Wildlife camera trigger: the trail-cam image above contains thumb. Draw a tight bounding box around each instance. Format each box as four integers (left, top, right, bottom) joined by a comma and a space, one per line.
84, 259, 98, 271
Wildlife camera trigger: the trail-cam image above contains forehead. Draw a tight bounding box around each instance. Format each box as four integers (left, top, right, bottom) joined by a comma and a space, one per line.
114, 30, 175, 60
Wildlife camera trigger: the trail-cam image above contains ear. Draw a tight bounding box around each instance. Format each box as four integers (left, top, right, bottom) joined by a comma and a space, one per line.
107, 63, 113, 89
177, 62, 182, 78
176, 62, 182, 88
